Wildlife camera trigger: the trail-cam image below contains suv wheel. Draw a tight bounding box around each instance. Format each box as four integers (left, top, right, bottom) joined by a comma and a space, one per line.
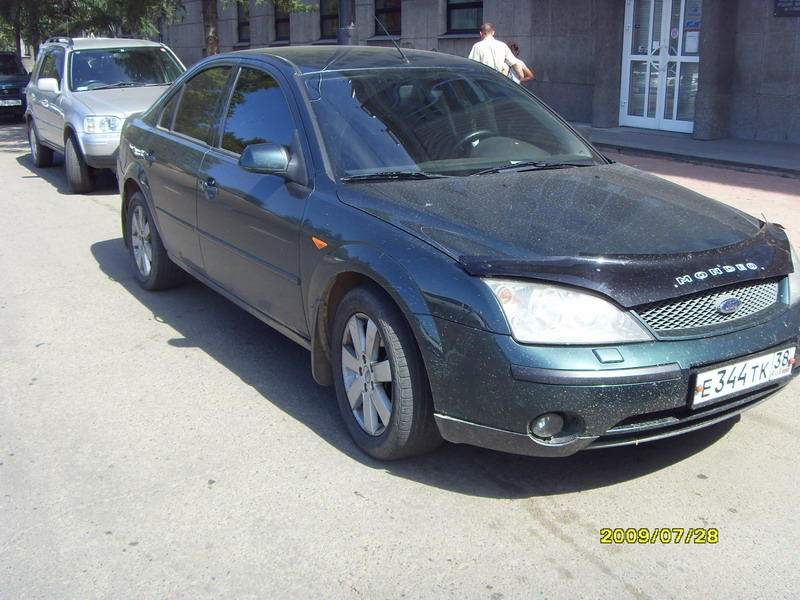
28, 122, 53, 168
126, 192, 184, 290
331, 285, 441, 460
65, 135, 94, 194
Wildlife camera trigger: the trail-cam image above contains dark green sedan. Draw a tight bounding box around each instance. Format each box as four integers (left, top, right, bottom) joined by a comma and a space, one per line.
117, 46, 800, 460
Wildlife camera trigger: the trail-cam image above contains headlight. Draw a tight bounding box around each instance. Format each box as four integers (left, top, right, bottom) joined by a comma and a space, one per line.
483, 278, 653, 344
84, 116, 121, 134
789, 245, 800, 307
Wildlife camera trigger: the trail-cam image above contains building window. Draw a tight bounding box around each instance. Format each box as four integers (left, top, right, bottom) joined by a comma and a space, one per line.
320, 0, 339, 40
237, 1, 251, 44
275, 6, 290, 41
375, 0, 401, 36
446, 0, 482, 34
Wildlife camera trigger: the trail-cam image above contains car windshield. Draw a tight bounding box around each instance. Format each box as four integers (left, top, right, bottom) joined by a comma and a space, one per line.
70, 47, 182, 91
0, 54, 25, 76
305, 68, 603, 179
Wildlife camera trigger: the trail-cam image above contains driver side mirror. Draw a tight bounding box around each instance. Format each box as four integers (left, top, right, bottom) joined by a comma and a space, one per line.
238, 143, 290, 175
238, 139, 309, 187
37, 77, 59, 93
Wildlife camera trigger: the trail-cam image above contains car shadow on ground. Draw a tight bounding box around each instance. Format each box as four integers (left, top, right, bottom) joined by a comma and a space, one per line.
5, 122, 118, 195
90, 237, 738, 499
0, 120, 29, 154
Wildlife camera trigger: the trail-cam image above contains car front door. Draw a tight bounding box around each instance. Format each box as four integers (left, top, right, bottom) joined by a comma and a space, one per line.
30, 48, 65, 146
142, 65, 233, 272
196, 64, 311, 337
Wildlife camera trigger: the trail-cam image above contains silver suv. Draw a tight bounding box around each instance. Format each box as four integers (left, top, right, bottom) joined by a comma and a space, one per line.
26, 37, 184, 193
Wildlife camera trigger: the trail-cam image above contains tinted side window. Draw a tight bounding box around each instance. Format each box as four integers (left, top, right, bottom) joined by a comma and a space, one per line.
221, 68, 295, 155
173, 66, 231, 144
159, 90, 181, 129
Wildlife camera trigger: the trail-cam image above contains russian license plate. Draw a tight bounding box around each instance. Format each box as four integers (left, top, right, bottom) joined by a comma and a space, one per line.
693, 347, 796, 406
0, 99, 21, 106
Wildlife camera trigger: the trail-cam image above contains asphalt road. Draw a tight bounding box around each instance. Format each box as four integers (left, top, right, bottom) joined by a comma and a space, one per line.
1, 121, 799, 599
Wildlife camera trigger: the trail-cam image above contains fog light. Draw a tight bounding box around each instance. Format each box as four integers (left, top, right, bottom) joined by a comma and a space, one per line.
531, 413, 565, 439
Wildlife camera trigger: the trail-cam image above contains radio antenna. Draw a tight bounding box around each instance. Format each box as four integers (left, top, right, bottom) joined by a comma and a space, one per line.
374, 15, 409, 63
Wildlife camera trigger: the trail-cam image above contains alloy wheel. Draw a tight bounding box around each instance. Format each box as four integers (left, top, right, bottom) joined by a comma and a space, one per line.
341, 312, 394, 436
130, 205, 153, 278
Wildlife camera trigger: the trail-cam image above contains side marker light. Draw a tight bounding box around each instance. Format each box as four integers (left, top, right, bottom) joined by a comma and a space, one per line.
311, 237, 328, 249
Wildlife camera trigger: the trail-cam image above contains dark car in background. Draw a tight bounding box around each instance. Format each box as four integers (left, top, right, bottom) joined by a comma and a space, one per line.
0, 51, 29, 120
117, 47, 800, 460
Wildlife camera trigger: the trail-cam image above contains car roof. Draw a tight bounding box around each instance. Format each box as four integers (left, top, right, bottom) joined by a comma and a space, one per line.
43, 37, 164, 51
229, 45, 482, 74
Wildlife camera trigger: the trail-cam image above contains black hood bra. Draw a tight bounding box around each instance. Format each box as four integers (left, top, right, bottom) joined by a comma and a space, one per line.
339, 163, 793, 307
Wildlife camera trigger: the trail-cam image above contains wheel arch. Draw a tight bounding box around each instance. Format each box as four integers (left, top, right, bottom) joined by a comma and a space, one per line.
307, 246, 442, 388
120, 177, 143, 247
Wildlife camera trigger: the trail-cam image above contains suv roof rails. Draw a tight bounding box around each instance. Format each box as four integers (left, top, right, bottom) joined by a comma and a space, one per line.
45, 37, 74, 46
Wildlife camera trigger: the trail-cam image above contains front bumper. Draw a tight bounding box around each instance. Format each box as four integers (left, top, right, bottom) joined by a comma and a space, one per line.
426, 308, 800, 457
0, 97, 25, 115
78, 131, 120, 169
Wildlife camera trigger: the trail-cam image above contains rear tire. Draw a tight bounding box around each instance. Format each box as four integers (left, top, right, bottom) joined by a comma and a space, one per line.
126, 192, 184, 291
332, 285, 441, 460
65, 135, 94, 194
28, 121, 53, 168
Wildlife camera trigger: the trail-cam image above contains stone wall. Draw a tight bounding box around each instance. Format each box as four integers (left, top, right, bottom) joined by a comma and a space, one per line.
730, 0, 800, 142
157, 0, 800, 143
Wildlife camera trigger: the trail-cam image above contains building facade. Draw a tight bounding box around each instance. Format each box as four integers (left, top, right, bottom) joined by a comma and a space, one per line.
159, 0, 800, 143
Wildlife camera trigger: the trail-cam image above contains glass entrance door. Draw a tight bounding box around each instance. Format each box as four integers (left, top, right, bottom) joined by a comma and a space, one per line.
619, 0, 701, 133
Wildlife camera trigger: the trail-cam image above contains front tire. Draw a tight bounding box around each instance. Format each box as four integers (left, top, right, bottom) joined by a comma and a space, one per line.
65, 135, 94, 194
126, 192, 184, 290
28, 121, 53, 168
332, 285, 441, 460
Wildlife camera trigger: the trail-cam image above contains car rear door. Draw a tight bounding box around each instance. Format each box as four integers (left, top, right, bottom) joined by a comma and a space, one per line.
196, 63, 311, 337
142, 64, 233, 272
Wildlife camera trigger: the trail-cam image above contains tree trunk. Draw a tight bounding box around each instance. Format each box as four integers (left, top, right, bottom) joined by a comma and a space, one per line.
14, 21, 22, 58
201, 0, 219, 56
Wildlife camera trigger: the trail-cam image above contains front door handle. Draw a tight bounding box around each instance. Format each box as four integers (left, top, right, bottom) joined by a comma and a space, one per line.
130, 143, 156, 165
201, 177, 218, 199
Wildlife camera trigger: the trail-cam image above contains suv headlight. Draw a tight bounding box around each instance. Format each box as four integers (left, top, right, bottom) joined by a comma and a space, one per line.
84, 115, 121, 134
789, 245, 800, 307
483, 278, 654, 344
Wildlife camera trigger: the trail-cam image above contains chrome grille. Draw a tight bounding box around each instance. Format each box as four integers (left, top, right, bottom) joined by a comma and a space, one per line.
636, 279, 781, 333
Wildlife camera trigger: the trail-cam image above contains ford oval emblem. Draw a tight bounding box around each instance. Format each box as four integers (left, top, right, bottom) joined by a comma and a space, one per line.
717, 296, 743, 315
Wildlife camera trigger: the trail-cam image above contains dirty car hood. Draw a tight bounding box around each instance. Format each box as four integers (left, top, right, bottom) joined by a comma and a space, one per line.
338, 163, 793, 307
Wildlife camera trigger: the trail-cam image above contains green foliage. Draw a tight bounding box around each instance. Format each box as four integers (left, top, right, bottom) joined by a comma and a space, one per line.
0, 0, 186, 55
0, 1, 315, 58
272, 0, 315, 11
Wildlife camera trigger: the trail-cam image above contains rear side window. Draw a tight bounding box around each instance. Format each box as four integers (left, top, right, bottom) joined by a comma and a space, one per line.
221, 67, 295, 154
173, 66, 231, 144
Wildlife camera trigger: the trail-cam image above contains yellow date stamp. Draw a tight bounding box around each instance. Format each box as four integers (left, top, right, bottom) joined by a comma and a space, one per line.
599, 527, 719, 544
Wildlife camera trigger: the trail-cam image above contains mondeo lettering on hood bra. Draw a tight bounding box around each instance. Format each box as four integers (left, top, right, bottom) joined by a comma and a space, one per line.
675, 262, 761, 286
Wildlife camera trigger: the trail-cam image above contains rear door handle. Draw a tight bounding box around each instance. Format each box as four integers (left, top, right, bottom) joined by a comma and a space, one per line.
201, 177, 218, 199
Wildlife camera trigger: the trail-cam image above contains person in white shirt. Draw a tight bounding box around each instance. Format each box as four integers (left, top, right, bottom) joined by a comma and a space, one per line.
468, 23, 525, 80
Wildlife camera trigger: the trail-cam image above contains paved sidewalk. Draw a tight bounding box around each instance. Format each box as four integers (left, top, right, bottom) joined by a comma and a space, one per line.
573, 124, 800, 178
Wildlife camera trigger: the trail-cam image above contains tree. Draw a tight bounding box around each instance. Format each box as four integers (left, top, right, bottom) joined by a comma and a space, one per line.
201, 1, 313, 57
0, 0, 185, 58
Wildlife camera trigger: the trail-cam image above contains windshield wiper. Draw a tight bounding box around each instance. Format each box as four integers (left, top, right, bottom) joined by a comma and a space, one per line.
87, 81, 142, 90
340, 171, 451, 183
474, 161, 596, 176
